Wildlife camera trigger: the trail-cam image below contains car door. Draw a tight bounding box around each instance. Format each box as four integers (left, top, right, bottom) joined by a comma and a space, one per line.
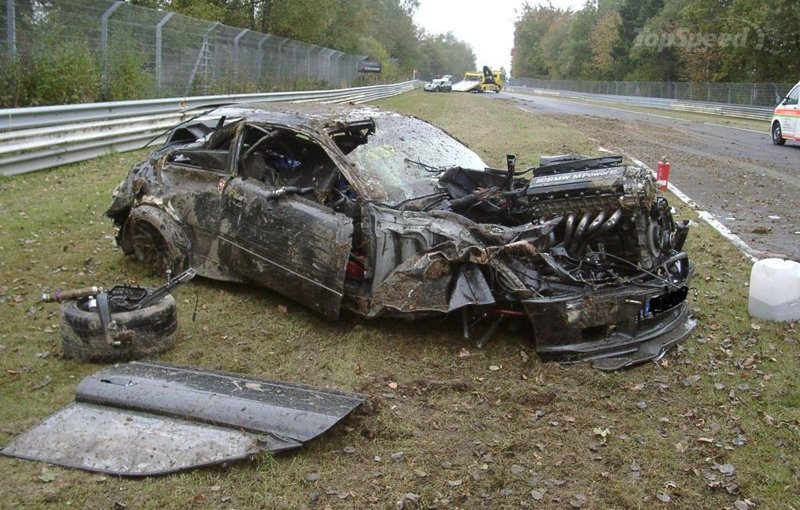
777, 84, 800, 138
159, 140, 234, 279
219, 124, 353, 318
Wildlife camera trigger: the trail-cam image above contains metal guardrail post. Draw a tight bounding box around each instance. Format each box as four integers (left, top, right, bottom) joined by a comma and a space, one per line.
233, 29, 249, 84
100, 1, 123, 98
5, 0, 15, 60
155, 12, 175, 94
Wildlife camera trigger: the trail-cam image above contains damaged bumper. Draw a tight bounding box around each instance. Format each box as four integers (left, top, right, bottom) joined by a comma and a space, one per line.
524, 282, 695, 370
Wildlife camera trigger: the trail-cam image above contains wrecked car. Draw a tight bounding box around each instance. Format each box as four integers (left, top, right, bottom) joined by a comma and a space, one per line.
107, 103, 695, 370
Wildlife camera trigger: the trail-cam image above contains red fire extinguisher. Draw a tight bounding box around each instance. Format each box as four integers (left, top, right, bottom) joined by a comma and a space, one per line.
656, 159, 670, 191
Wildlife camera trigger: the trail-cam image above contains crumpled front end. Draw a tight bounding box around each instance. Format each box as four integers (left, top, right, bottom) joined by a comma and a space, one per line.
523, 278, 695, 370
364, 154, 695, 369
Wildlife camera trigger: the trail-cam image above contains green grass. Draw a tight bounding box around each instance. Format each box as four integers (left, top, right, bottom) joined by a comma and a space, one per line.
0, 90, 797, 509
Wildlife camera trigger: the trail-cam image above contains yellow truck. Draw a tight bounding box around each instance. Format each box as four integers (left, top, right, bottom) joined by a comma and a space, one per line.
452, 66, 503, 93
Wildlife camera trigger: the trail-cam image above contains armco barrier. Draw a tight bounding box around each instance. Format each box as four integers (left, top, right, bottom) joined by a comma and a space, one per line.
0, 81, 418, 176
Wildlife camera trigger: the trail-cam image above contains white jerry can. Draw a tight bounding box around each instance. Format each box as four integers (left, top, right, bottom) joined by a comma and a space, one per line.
748, 258, 800, 322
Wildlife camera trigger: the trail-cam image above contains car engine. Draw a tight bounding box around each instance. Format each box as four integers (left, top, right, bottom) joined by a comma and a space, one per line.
436, 154, 690, 293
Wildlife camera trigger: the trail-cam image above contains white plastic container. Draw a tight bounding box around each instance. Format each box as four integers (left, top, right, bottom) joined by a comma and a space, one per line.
748, 258, 800, 321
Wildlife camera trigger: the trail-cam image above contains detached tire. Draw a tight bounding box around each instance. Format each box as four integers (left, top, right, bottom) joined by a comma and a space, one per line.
60, 294, 177, 363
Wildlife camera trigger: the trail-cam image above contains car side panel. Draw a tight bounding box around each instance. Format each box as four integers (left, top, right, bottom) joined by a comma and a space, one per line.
220, 178, 353, 318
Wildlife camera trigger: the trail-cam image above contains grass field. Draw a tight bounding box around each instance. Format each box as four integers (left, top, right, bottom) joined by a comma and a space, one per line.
0, 90, 797, 509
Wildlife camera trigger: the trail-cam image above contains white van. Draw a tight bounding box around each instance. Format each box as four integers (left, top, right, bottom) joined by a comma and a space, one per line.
771, 81, 800, 145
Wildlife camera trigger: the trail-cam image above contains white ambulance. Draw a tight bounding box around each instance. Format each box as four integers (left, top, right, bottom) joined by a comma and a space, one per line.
771, 81, 800, 145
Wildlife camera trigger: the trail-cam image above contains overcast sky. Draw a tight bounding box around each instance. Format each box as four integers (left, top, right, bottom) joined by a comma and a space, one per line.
413, 0, 585, 75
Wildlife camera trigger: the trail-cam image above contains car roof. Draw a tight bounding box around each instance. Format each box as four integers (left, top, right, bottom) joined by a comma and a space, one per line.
205, 102, 385, 131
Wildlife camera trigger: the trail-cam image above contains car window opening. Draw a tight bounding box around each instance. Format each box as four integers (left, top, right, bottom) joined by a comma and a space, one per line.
329, 122, 374, 155
238, 125, 359, 215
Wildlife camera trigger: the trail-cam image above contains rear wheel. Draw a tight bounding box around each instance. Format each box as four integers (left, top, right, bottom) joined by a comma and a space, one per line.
123, 206, 189, 275
772, 121, 786, 145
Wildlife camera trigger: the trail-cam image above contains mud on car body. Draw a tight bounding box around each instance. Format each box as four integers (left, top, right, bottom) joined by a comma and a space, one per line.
107, 103, 695, 370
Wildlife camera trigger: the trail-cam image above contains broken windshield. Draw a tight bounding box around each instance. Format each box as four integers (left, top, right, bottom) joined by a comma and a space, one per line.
347, 114, 488, 205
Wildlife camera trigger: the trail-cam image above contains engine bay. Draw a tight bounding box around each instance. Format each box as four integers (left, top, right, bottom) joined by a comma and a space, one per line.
425, 154, 690, 297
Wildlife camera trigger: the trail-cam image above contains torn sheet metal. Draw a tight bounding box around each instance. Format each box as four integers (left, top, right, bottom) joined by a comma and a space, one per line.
1, 361, 364, 476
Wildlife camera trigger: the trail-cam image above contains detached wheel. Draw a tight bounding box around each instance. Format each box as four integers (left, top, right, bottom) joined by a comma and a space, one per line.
60, 294, 177, 363
123, 206, 189, 275
772, 121, 786, 145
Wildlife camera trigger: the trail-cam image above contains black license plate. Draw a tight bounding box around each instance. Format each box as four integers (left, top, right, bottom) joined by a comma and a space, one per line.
641, 286, 688, 318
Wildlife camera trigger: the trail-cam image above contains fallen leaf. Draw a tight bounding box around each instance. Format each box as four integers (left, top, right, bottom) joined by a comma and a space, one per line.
593, 427, 610, 439
569, 493, 587, 508
31, 376, 52, 391
388, 381, 398, 389
682, 375, 701, 387
715, 463, 735, 476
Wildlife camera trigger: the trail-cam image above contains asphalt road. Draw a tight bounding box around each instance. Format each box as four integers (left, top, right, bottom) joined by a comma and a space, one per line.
496, 90, 800, 260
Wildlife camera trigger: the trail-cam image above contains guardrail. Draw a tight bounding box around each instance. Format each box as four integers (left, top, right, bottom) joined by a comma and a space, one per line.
508, 86, 774, 122
0, 81, 418, 176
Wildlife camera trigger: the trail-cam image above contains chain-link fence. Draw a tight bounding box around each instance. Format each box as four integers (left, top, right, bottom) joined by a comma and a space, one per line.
0, 0, 376, 107
512, 78, 796, 108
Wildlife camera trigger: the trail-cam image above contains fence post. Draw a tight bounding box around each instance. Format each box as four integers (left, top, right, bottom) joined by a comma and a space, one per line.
334, 52, 344, 85
256, 34, 270, 82
155, 12, 175, 94
233, 29, 249, 85
185, 21, 219, 96
100, 1, 123, 98
305, 45, 314, 78
5, 0, 15, 60
321, 48, 334, 82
